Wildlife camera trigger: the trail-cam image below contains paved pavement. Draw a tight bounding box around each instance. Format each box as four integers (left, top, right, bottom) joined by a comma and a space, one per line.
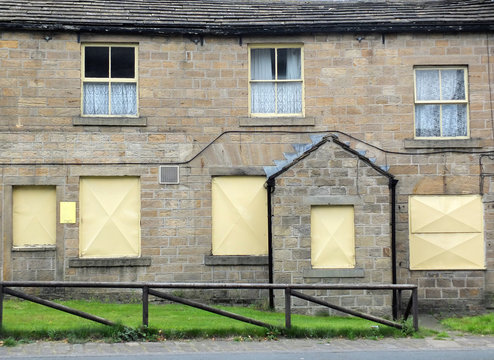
1, 315, 494, 358
2, 335, 494, 359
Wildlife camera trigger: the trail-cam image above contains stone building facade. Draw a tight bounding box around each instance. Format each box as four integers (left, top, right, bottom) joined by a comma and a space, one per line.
0, 0, 493, 314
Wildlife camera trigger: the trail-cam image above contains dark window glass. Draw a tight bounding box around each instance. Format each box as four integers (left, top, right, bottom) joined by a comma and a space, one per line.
111, 47, 135, 78
277, 48, 301, 80
85, 47, 109, 78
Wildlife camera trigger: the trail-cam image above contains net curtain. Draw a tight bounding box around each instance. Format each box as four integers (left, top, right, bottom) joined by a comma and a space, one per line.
84, 83, 137, 116
251, 48, 302, 114
415, 69, 466, 137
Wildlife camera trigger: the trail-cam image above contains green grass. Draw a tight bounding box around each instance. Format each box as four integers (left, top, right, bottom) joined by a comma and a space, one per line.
0, 299, 409, 344
442, 313, 494, 335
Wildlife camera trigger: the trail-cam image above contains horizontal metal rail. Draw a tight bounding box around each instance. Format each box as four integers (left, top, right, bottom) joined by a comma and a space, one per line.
0, 281, 418, 290
0, 281, 419, 332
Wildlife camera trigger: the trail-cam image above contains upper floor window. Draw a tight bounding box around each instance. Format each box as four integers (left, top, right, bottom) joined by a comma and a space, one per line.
249, 44, 303, 117
414, 67, 468, 138
82, 44, 138, 117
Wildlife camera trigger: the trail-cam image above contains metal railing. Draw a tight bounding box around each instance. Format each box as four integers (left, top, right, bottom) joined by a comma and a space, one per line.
0, 282, 419, 331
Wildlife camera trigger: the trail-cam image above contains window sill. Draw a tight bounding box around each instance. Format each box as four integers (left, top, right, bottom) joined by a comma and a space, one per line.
240, 117, 314, 127
73, 116, 147, 126
68, 257, 151, 268
404, 138, 482, 149
209, 167, 266, 176
303, 268, 365, 278
204, 255, 269, 266
12, 245, 56, 252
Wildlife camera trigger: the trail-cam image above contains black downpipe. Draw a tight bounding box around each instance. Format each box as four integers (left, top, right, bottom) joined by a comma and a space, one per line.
390, 177, 399, 320
266, 178, 275, 309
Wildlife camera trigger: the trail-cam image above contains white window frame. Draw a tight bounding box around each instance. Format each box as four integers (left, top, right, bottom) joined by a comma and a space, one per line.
81, 43, 139, 117
248, 44, 304, 117
413, 66, 469, 139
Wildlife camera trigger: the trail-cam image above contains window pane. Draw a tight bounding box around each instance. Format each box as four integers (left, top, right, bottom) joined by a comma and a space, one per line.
85, 46, 109, 78
415, 104, 440, 137
277, 82, 302, 114
442, 104, 467, 137
111, 47, 135, 78
111, 83, 137, 115
251, 82, 275, 113
441, 69, 465, 100
83, 83, 109, 115
251, 48, 275, 80
278, 48, 301, 80
416, 70, 439, 101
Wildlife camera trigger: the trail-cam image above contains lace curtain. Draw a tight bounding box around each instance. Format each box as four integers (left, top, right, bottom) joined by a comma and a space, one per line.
84, 83, 137, 115
251, 48, 301, 114
415, 69, 466, 137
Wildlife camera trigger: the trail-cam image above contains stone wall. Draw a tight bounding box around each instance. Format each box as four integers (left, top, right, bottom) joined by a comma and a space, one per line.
0, 29, 493, 312
271, 138, 393, 315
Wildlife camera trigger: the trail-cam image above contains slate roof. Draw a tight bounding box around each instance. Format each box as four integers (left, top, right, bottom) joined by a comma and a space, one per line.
0, 0, 493, 36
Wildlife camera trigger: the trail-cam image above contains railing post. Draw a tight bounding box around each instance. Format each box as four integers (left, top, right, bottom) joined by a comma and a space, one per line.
142, 286, 149, 327
284, 287, 291, 329
412, 287, 419, 331
396, 289, 402, 319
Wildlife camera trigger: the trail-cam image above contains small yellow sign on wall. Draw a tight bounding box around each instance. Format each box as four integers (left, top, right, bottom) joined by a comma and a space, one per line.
60, 202, 76, 224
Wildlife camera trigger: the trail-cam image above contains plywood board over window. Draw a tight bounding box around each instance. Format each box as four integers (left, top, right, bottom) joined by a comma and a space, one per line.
13, 186, 56, 247
311, 205, 355, 269
212, 176, 268, 255
409, 195, 485, 270
79, 177, 140, 258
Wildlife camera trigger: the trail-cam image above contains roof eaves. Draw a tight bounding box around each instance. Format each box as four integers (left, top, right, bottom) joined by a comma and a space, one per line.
1, 21, 493, 37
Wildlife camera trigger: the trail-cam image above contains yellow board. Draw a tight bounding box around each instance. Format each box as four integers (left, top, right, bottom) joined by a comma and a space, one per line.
409, 195, 482, 233
409, 195, 484, 270
311, 205, 355, 269
13, 186, 56, 247
212, 176, 268, 255
79, 177, 140, 258
60, 202, 76, 224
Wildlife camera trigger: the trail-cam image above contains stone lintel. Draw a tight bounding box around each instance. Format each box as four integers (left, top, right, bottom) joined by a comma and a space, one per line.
303, 196, 362, 206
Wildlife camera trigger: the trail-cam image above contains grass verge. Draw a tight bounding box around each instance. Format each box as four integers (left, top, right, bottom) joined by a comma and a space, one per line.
0, 299, 415, 344
442, 313, 494, 335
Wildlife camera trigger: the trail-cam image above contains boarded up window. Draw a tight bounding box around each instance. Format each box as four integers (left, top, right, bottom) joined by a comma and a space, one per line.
79, 177, 140, 258
311, 205, 355, 269
409, 195, 485, 270
13, 186, 56, 247
212, 176, 268, 255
